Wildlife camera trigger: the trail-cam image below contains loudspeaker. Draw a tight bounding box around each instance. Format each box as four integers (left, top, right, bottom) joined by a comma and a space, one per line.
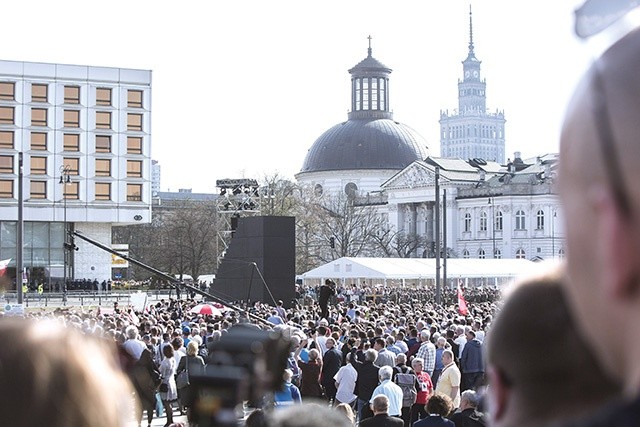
214, 216, 295, 308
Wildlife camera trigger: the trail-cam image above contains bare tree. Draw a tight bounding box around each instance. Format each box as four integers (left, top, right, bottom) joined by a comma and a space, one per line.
371, 229, 428, 258
313, 192, 387, 262
158, 200, 219, 279
259, 173, 299, 216
113, 198, 220, 280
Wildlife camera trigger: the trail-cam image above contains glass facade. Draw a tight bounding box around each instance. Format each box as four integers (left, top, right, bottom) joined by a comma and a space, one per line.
0, 221, 67, 283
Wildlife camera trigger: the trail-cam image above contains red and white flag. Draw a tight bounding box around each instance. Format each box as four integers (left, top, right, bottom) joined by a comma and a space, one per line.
457, 280, 469, 316
0, 258, 10, 276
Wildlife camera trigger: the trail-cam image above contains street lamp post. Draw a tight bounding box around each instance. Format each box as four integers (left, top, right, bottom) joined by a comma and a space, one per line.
551, 209, 557, 259
488, 197, 496, 258
59, 165, 71, 290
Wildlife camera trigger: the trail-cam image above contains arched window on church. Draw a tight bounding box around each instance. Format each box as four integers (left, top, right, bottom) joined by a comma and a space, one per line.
463, 249, 470, 259
478, 248, 486, 259
516, 248, 526, 259
464, 213, 472, 233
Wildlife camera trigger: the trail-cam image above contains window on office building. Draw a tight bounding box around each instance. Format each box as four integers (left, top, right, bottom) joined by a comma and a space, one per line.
63, 133, 80, 151
127, 113, 142, 131
0, 82, 15, 100
0, 155, 13, 174
128, 90, 143, 108
0, 180, 12, 198
31, 108, 47, 126
127, 160, 142, 177
96, 88, 111, 106
95, 182, 110, 201
127, 136, 142, 154
127, 183, 142, 201
31, 84, 47, 103
63, 181, 79, 199
30, 156, 46, 175
30, 132, 46, 150
64, 86, 80, 104
96, 111, 111, 129
30, 180, 46, 199
64, 110, 80, 128
0, 106, 14, 124
0, 131, 13, 149
95, 135, 111, 153
95, 159, 111, 177
63, 157, 79, 175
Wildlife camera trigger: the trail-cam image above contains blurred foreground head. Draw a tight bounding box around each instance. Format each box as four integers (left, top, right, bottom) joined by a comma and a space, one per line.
486, 266, 622, 427
0, 318, 134, 426
559, 24, 640, 393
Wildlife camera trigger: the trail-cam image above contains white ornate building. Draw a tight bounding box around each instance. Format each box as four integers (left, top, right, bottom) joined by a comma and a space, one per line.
297, 25, 564, 261
383, 153, 563, 260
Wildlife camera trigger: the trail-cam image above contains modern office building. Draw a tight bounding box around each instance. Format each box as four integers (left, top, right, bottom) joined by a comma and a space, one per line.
0, 60, 152, 287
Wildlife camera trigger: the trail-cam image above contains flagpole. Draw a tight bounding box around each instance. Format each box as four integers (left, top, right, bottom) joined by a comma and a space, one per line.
17, 152, 23, 304
435, 166, 441, 305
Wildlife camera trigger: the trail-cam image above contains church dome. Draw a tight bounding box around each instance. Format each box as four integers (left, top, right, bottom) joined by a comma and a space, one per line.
300, 118, 428, 172
299, 40, 428, 174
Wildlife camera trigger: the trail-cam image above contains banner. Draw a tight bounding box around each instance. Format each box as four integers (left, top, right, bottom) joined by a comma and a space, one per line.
0, 258, 10, 276
457, 280, 469, 316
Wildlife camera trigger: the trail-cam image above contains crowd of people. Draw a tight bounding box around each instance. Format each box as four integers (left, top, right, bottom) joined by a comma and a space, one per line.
2, 261, 623, 427
7, 14, 640, 426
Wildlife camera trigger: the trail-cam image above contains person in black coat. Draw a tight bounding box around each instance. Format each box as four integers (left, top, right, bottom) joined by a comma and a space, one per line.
318, 279, 336, 320
175, 341, 205, 423
351, 348, 381, 422
449, 390, 487, 427
413, 393, 454, 427
359, 394, 404, 427
322, 337, 343, 404
129, 348, 161, 427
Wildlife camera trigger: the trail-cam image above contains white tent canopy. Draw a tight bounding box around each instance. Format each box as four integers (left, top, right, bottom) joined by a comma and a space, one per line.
301, 257, 547, 287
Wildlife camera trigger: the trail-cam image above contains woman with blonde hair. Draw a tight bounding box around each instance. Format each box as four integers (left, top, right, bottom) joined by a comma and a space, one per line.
175, 339, 205, 423
0, 318, 134, 426
335, 402, 356, 425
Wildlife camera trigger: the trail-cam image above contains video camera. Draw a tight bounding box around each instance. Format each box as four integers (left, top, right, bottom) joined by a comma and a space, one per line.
189, 323, 292, 427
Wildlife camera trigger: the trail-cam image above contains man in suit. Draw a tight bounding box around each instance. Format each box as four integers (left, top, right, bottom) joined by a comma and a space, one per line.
322, 337, 343, 404
359, 394, 404, 427
449, 390, 487, 427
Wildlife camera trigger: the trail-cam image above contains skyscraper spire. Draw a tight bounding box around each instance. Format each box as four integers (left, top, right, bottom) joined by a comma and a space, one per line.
367, 35, 372, 57
468, 4, 474, 54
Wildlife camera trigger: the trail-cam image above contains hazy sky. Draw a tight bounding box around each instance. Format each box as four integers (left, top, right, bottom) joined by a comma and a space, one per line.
5, 1, 591, 192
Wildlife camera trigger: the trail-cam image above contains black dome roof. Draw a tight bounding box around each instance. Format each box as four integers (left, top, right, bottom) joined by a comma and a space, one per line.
300, 118, 428, 173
